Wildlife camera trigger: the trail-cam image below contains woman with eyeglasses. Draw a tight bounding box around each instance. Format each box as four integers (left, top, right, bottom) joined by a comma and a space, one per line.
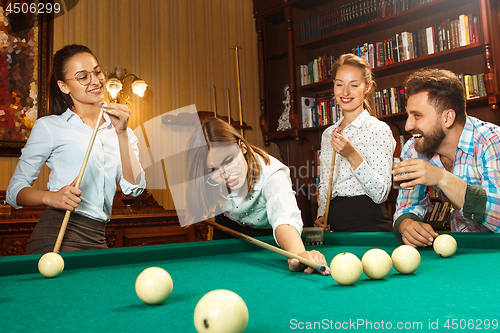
185, 117, 329, 275
6, 44, 146, 254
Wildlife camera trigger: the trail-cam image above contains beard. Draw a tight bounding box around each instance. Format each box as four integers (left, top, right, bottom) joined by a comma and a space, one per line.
413, 124, 446, 156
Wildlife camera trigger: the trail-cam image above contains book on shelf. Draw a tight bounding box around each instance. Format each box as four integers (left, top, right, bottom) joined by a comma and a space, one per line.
424, 199, 452, 230
375, 85, 406, 116
301, 94, 341, 129
368, 43, 375, 69
299, 0, 435, 43
456, 73, 486, 100
300, 12, 481, 80
301, 97, 315, 129
477, 73, 487, 97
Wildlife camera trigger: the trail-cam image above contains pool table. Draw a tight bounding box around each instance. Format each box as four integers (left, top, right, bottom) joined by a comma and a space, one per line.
1, 232, 499, 332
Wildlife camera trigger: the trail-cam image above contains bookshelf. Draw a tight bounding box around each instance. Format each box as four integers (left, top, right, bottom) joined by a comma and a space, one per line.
254, 0, 500, 226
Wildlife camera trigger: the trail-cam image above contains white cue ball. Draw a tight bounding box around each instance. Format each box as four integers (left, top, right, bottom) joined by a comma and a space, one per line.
330, 252, 363, 286
433, 234, 457, 257
38, 252, 65, 278
194, 289, 249, 333
391, 245, 421, 275
135, 267, 173, 305
361, 248, 392, 280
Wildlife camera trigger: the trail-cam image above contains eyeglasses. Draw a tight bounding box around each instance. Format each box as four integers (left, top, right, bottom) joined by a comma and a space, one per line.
206, 159, 241, 186
67, 67, 106, 86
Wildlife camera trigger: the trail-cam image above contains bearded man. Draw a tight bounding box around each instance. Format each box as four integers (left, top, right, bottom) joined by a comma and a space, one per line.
393, 68, 500, 247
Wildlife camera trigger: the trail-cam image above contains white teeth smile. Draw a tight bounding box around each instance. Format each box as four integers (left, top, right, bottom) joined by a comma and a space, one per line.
88, 87, 102, 93
413, 134, 423, 138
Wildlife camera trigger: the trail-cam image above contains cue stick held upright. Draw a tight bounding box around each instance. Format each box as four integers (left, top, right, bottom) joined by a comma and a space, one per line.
226, 88, 231, 125
212, 85, 217, 118
205, 220, 327, 272
232, 46, 244, 137
53, 106, 105, 253
323, 127, 342, 228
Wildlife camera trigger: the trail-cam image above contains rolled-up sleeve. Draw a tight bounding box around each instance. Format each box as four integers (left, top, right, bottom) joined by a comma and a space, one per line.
6, 120, 53, 209
119, 127, 146, 197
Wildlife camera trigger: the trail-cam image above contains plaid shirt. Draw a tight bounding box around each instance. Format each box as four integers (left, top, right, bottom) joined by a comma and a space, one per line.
394, 116, 500, 233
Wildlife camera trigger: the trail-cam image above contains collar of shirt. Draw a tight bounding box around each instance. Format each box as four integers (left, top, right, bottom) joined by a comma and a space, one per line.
424, 116, 473, 164
332, 109, 370, 133
62, 108, 112, 128
456, 116, 476, 157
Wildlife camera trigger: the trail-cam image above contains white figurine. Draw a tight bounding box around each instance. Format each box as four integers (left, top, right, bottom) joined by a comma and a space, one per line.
277, 84, 292, 131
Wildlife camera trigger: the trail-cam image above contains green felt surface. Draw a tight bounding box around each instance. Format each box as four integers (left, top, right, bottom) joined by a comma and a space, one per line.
1, 233, 499, 332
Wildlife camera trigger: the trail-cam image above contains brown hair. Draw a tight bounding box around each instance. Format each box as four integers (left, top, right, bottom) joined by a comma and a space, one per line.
404, 68, 466, 124
49, 44, 96, 115
185, 117, 270, 224
331, 53, 377, 116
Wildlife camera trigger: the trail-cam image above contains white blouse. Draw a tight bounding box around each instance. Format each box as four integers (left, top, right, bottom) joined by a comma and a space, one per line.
317, 110, 395, 218
221, 154, 303, 240
7, 109, 146, 222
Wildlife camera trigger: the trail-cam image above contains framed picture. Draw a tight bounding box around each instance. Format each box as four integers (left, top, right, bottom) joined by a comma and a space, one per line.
0, 1, 53, 156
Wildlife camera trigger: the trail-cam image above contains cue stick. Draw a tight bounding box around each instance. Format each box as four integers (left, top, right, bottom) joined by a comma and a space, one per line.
53, 106, 105, 253
323, 127, 341, 228
205, 220, 327, 272
232, 47, 244, 137
226, 88, 231, 125
212, 85, 217, 118
323, 150, 336, 228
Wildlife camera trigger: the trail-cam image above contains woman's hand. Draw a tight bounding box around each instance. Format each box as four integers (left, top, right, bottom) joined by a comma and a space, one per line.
288, 250, 330, 276
101, 102, 131, 134
44, 179, 81, 211
313, 216, 330, 231
330, 130, 363, 170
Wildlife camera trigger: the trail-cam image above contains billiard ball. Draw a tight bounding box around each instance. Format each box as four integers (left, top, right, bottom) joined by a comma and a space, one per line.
433, 234, 457, 257
330, 252, 363, 286
361, 248, 392, 280
38, 252, 65, 278
391, 245, 421, 275
194, 289, 249, 333
135, 267, 173, 305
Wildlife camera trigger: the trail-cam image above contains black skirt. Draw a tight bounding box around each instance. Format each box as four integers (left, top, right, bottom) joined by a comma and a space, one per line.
212, 208, 273, 240
26, 207, 108, 254
327, 195, 392, 232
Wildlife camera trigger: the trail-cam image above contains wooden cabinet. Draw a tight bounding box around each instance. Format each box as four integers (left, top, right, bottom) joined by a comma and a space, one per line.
0, 190, 208, 256
254, 0, 500, 226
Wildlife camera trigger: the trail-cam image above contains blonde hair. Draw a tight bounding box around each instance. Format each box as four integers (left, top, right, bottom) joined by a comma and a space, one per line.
331, 53, 377, 116
185, 117, 270, 224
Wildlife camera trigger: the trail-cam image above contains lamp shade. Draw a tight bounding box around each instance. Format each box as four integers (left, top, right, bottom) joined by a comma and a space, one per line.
105, 78, 123, 99
131, 79, 148, 97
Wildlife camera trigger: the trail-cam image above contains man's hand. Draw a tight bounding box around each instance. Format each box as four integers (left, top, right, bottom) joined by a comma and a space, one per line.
400, 218, 439, 247
394, 158, 466, 209
393, 158, 444, 189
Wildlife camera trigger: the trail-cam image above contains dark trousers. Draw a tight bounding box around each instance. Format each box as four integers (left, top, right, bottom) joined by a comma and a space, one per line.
26, 208, 108, 254
327, 195, 392, 232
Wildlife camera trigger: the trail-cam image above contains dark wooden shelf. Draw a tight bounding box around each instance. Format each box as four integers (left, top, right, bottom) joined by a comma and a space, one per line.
299, 43, 485, 93
266, 48, 288, 60
296, 0, 474, 49
289, 0, 330, 11
374, 43, 485, 77
378, 112, 408, 120
254, 0, 327, 19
